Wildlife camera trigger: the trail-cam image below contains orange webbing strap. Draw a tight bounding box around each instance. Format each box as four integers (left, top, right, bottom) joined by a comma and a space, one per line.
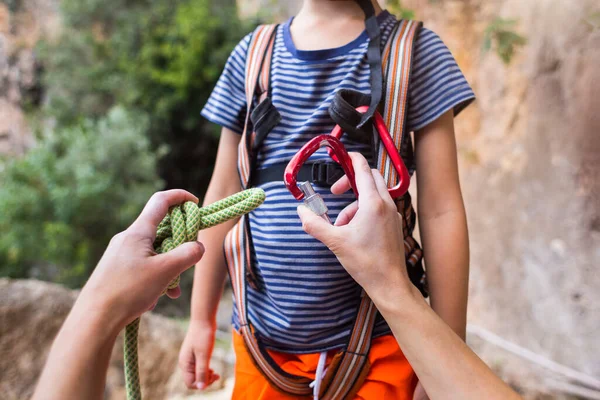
225, 216, 314, 396
228, 24, 315, 396
319, 293, 378, 399
238, 24, 278, 188
381, 20, 426, 295
379, 19, 422, 188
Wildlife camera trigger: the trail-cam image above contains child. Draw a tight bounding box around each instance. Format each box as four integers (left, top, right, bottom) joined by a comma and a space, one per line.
179, 1, 474, 398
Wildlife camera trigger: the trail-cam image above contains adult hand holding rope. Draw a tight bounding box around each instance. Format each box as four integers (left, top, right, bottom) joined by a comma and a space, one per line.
32, 190, 207, 400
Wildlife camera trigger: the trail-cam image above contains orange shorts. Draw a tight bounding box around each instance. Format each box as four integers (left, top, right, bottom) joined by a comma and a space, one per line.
231, 330, 417, 399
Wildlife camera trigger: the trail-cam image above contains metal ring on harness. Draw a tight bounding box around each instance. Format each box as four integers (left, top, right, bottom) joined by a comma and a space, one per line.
328, 105, 411, 199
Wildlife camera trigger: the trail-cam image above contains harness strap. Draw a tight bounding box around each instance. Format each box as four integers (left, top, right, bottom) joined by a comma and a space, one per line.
251, 161, 345, 188
238, 24, 278, 188
225, 17, 426, 399
379, 19, 422, 184
355, 0, 383, 128
319, 292, 378, 399
328, 89, 373, 144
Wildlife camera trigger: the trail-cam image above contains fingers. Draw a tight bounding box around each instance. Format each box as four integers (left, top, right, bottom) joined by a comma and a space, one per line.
196, 369, 219, 390
166, 285, 182, 299
334, 201, 358, 226
297, 205, 339, 245
151, 241, 205, 282
331, 175, 351, 195
348, 153, 379, 201
132, 190, 199, 235
180, 349, 197, 389
195, 356, 209, 389
371, 169, 396, 209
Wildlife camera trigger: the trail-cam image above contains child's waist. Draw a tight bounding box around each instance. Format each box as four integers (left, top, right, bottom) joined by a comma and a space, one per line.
232, 299, 393, 353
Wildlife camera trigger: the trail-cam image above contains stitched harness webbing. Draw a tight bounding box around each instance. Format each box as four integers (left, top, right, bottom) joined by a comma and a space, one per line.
379, 19, 422, 186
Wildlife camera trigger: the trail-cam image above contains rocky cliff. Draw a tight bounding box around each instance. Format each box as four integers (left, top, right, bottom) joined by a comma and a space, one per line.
0, 0, 61, 154
402, 0, 599, 386
1, 0, 598, 398
0, 279, 233, 400
242, 0, 600, 395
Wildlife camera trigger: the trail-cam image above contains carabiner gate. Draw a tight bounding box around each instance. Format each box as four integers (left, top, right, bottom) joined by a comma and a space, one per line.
284, 135, 358, 200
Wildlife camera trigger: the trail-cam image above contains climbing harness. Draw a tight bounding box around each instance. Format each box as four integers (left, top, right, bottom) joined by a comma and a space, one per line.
123, 188, 265, 400
282, 129, 412, 400
223, 3, 428, 398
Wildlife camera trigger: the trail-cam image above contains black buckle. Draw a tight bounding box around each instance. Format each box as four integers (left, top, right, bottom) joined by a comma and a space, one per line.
311, 162, 344, 186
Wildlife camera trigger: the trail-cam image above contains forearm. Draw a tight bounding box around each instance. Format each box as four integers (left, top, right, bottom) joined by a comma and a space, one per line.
190, 127, 242, 324
33, 299, 120, 400
375, 284, 519, 400
419, 207, 469, 339
190, 178, 240, 323
190, 221, 234, 323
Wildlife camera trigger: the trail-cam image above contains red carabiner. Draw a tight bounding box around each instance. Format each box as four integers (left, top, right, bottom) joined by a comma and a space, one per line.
284, 135, 358, 200
328, 106, 410, 199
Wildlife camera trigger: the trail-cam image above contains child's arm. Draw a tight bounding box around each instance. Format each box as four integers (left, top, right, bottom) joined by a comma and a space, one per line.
179, 127, 242, 390
414, 109, 470, 340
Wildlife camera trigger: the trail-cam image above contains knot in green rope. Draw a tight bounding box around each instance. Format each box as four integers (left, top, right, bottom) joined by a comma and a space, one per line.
151, 187, 266, 291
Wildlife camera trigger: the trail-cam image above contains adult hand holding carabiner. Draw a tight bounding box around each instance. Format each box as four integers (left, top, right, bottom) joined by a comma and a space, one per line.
297, 152, 522, 400
297, 152, 416, 299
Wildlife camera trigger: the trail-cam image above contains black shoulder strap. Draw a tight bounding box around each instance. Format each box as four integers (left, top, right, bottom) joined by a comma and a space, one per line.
355, 0, 383, 128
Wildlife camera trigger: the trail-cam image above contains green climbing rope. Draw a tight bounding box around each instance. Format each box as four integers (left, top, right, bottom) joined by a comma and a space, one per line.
124, 188, 266, 400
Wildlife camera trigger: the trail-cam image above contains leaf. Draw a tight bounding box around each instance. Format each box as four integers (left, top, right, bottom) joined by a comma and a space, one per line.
481, 17, 527, 65
584, 11, 600, 30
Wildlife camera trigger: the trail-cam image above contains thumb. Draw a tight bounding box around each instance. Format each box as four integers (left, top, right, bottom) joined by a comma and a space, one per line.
151, 241, 205, 282
297, 205, 339, 246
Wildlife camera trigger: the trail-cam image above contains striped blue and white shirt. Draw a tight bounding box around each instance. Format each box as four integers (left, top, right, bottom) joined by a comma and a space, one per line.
202, 10, 474, 353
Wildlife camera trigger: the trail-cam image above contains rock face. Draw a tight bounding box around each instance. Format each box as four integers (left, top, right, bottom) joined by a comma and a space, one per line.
0, 0, 60, 155
243, 0, 600, 394
0, 279, 187, 400
1, 0, 599, 397
400, 0, 600, 393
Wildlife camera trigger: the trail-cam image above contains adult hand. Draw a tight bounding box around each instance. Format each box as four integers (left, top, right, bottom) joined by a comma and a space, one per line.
297, 153, 416, 301
33, 190, 207, 400
77, 189, 206, 330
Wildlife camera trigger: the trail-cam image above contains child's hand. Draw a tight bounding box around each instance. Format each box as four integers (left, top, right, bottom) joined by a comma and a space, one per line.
413, 381, 430, 400
179, 320, 220, 390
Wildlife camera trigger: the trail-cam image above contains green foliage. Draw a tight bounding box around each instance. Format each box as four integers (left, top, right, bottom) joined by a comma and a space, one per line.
38, 0, 249, 194
4, 0, 21, 13
482, 18, 527, 65
584, 11, 600, 30
0, 107, 165, 286
386, 0, 416, 20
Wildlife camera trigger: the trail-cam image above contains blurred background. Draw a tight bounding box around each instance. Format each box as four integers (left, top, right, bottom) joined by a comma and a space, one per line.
0, 0, 598, 399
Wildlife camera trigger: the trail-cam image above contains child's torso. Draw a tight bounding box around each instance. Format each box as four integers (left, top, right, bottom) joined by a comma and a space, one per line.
238, 14, 398, 352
